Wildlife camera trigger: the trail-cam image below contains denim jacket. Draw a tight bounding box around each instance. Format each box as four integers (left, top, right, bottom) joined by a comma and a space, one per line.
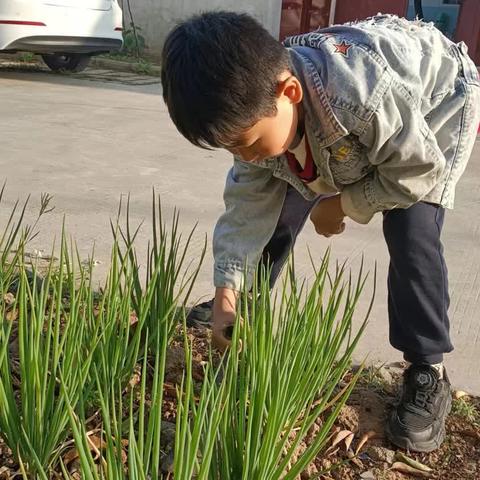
213, 15, 480, 290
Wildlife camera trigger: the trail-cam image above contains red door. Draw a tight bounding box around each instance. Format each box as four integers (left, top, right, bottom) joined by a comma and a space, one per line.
334, 0, 408, 25
280, 0, 409, 40
455, 0, 480, 65
280, 0, 331, 40
280, 0, 478, 66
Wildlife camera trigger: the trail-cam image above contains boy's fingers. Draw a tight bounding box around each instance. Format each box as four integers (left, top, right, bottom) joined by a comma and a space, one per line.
316, 221, 346, 237
330, 221, 346, 235
212, 329, 231, 351
212, 323, 234, 351
212, 322, 244, 352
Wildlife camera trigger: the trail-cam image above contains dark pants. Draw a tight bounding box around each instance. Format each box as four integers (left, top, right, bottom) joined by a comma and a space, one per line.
260, 186, 453, 364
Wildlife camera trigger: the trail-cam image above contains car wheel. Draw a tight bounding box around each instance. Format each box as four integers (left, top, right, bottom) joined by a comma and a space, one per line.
41, 53, 91, 73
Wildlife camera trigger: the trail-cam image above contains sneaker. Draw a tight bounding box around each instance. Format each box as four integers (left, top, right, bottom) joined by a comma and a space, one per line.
186, 298, 214, 328
186, 295, 255, 329
385, 364, 452, 452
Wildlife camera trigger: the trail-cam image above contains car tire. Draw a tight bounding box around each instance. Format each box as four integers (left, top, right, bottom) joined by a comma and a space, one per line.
41, 53, 91, 73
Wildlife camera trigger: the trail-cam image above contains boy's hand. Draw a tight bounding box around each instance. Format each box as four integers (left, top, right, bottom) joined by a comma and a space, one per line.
310, 195, 346, 237
212, 287, 238, 351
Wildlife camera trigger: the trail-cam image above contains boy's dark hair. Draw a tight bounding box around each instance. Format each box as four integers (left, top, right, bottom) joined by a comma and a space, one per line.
161, 11, 291, 149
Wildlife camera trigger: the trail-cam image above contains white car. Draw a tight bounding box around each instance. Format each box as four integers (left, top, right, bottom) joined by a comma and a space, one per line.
0, 0, 123, 72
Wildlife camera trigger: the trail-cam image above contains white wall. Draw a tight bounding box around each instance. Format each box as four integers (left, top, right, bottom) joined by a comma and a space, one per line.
120, 0, 282, 59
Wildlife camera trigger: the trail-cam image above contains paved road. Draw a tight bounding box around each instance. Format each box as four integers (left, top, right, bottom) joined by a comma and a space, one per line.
1, 63, 479, 394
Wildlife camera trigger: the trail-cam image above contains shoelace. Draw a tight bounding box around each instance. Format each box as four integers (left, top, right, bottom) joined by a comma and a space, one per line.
413, 390, 434, 411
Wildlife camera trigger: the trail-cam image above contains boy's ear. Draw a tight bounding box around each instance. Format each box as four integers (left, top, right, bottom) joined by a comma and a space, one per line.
277, 74, 303, 104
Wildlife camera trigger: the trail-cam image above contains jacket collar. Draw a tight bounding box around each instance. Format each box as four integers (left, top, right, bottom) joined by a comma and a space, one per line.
250, 45, 347, 171
288, 47, 347, 148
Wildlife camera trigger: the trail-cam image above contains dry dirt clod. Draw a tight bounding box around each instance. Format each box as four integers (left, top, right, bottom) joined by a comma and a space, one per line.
3, 293, 15, 305
366, 445, 396, 464
453, 390, 469, 400
375, 364, 393, 385
5, 309, 18, 322
337, 404, 359, 432
359, 471, 376, 480
0, 466, 10, 479
160, 451, 175, 474
160, 421, 176, 449
165, 345, 186, 384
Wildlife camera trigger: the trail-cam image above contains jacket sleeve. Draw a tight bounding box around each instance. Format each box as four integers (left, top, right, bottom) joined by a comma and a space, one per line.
340, 80, 446, 224
213, 158, 288, 290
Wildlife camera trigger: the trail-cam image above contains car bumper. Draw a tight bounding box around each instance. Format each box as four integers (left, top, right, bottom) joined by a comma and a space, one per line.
0, 2, 123, 52
5, 35, 122, 53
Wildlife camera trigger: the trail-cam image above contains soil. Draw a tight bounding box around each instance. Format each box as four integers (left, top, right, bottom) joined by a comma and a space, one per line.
0, 325, 479, 479
296, 363, 480, 480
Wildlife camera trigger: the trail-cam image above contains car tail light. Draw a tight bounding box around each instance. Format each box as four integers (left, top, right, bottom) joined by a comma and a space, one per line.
115, 27, 123, 31
0, 20, 46, 26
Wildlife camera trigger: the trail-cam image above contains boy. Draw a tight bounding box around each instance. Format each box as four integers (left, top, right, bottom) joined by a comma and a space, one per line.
161, 11, 480, 452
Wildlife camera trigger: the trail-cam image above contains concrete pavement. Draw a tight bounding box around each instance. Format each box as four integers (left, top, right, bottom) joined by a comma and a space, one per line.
1, 64, 479, 394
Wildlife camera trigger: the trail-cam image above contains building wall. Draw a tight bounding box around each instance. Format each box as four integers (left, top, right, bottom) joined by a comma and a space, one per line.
120, 0, 282, 60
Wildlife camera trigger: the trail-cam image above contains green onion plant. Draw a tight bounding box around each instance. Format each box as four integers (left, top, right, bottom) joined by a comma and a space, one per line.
174, 254, 374, 479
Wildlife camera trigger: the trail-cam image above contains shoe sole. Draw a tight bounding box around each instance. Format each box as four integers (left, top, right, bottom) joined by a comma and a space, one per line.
186, 316, 212, 328
385, 393, 452, 453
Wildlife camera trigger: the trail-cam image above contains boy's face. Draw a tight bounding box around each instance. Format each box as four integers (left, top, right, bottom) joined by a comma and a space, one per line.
227, 73, 303, 163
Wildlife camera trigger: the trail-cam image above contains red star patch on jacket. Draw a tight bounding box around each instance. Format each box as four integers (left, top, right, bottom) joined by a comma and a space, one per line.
333, 40, 352, 57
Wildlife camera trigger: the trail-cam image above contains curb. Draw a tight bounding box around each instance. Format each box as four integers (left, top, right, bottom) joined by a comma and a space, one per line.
90, 56, 161, 76
0, 53, 161, 77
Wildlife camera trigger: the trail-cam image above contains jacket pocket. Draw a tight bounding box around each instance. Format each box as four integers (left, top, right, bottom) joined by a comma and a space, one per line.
328, 136, 371, 185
